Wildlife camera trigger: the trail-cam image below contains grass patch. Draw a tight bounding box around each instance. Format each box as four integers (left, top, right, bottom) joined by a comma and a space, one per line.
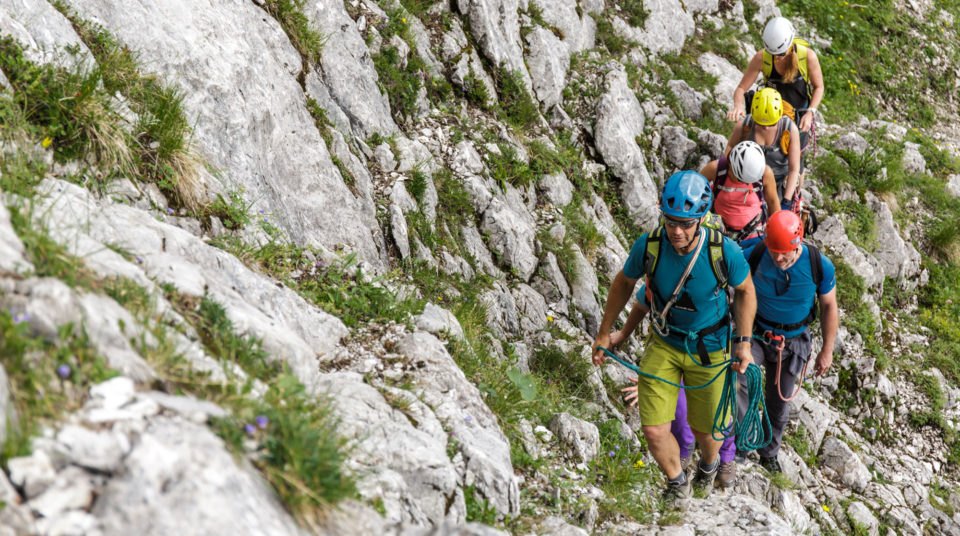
487, 144, 537, 191
783, 423, 819, 467
494, 68, 540, 129
261, 0, 326, 64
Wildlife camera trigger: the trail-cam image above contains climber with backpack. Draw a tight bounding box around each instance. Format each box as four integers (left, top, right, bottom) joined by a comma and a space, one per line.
702, 140, 781, 248
739, 210, 838, 474
591, 170, 757, 504
725, 87, 802, 210
726, 16, 824, 138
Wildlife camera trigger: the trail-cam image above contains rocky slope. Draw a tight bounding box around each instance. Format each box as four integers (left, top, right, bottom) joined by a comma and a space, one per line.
1, 0, 960, 535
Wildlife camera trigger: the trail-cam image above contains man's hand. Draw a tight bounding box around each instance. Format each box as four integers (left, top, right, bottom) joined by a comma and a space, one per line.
733, 342, 753, 374
813, 348, 833, 376
621, 376, 639, 407
592, 333, 611, 366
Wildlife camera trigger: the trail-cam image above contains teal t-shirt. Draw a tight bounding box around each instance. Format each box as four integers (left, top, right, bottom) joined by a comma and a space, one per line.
751, 244, 836, 338
624, 228, 750, 352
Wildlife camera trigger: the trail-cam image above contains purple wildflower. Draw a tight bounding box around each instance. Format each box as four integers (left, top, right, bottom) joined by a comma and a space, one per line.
255, 415, 269, 429
57, 364, 71, 378
166, 207, 174, 215
464, 415, 472, 422
244, 423, 257, 436
608, 450, 616, 458
12, 312, 29, 324
135, 256, 143, 263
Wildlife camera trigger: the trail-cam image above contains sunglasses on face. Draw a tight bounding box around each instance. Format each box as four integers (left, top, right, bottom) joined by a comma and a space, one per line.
774, 52, 788, 58
663, 217, 699, 229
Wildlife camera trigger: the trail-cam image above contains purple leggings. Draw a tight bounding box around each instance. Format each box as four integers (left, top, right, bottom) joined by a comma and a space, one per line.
673, 387, 736, 463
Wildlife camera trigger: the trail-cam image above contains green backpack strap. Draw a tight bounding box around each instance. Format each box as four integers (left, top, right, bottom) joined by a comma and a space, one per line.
644, 226, 663, 277
707, 228, 729, 290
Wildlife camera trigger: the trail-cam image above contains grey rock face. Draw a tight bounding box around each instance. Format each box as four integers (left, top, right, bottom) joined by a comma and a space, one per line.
833, 132, 869, 155
695, 128, 728, 159
846, 501, 880, 536
482, 281, 521, 337
481, 195, 538, 281
512, 283, 549, 335
667, 80, 706, 120
416, 303, 467, 341
391, 203, 412, 259
456, 0, 531, 90
947, 174, 960, 198
34, 179, 348, 393
92, 415, 303, 535
819, 435, 872, 492
0, 0, 92, 71
751, 0, 782, 24
661, 126, 697, 168
626, 0, 695, 54
398, 332, 520, 518
461, 223, 502, 277
305, 0, 398, 139
0, 202, 32, 275
317, 371, 465, 527
902, 141, 927, 175
569, 246, 602, 336
698, 52, 744, 108
61, 0, 386, 269
524, 28, 571, 109
0, 365, 14, 447
813, 216, 884, 290
594, 68, 659, 231
528, 0, 594, 52
548, 412, 600, 463
792, 389, 839, 452
864, 192, 923, 287
538, 172, 575, 207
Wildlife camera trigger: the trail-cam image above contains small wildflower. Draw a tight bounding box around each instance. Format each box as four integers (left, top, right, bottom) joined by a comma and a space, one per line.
57, 364, 71, 378
42, 137, 53, 148
259, 209, 265, 215
608, 450, 616, 458
166, 207, 174, 215
437, 296, 443, 301
135, 256, 143, 263
244, 423, 257, 436
869, 427, 876, 438
465, 415, 472, 422
255, 415, 269, 429
822, 504, 831, 512
12, 312, 29, 324
615, 445, 620, 451
634, 460, 645, 468
547, 315, 554, 322
401, 17, 406, 22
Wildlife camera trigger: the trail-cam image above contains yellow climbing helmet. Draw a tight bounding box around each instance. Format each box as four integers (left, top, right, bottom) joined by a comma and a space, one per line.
751, 87, 783, 126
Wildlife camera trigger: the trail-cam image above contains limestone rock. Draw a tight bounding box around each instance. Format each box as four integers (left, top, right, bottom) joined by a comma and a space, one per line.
568, 245, 602, 336
524, 28, 570, 109
812, 216, 884, 291
947, 174, 960, 198
0, 0, 93, 71
0, 203, 32, 275
864, 192, 923, 287
698, 52, 744, 108
833, 132, 869, 155
901, 142, 926, 175
480, 194, 538, 281
661, 126, 697, 168
416, 303, 466, 341
667, 80, 707, 120
538, 172, 574, 207
847, 501, 880, 536
594, 67, 659, 231
456, 0, 532, 90
548, 413, 600, 463
819, 435, 872, 492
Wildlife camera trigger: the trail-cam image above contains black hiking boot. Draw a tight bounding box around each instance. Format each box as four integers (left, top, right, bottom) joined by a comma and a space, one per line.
691, 459, 719, 497
760, 456, 782, 474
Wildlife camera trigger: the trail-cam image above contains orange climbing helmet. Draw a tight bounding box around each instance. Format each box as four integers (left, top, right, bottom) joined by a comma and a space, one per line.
765, 210, 803, 253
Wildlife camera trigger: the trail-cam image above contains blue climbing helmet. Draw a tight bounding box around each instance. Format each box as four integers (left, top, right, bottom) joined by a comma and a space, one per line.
660, 170, 712, 219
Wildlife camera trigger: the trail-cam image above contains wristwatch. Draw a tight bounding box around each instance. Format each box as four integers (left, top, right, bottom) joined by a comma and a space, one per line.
732, 335, 752, 345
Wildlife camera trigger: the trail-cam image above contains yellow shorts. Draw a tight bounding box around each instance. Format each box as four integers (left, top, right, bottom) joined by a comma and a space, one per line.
635, 335, 730, 434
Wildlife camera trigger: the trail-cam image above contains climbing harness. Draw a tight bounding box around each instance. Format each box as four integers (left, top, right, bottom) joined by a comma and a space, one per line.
648, 229, 705, 339
757, 331, 811, 403
596, 345, 772, 452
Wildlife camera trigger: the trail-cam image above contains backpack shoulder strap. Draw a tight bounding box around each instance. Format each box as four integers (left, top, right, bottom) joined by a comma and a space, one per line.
761, 50, 772, 79
644, 226, 664, 277
747, 242, 767, 274
806, 243, 823, 288
742, 117, 753, 142
714, 157, 729, 193
778, 116, 792, 154
707, 228, 729, 289
795, 42, 809, 82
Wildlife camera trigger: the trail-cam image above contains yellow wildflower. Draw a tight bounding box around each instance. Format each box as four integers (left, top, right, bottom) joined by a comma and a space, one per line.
822, 505, 831, 512
547, 315, 554, 322
634, 460, 645, 468
41, 137, 52, 148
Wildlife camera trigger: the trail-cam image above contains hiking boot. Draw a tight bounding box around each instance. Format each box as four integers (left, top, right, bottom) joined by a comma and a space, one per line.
691, 461, 718, 497
735, 450, 748, 464
760, 456, 782, 474
661, 475, 691, 509
717, 461, 737, 488
680, 453, 692, 473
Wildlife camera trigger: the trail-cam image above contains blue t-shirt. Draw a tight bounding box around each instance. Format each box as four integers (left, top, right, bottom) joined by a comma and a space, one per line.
752, 244, 836, 338
624, 228, 750, 352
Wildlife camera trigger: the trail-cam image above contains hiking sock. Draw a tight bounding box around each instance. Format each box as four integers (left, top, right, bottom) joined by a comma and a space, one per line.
698, 458, 719, 475
668, 470, 688, 486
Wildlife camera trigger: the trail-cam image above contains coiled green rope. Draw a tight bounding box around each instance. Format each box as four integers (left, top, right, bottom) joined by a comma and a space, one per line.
597, 345, 771, 451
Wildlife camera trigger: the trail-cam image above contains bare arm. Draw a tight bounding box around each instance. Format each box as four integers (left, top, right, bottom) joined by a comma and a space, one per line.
761, 166, 781, 213
784, 121, 802, 201
724, 119, 746, 157
592, 270, 639, 365
799, 49, 824, 133
727, 52, 764, 121
731, 272, 757, 374
813, 288, 838, 376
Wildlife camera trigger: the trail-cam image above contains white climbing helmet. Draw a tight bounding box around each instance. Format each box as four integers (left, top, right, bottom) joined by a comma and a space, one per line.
762, 17, 795, 56
729, 141, 766, 184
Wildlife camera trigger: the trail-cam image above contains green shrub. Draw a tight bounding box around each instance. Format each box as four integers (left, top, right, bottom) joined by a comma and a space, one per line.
495, 68, 540, 129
